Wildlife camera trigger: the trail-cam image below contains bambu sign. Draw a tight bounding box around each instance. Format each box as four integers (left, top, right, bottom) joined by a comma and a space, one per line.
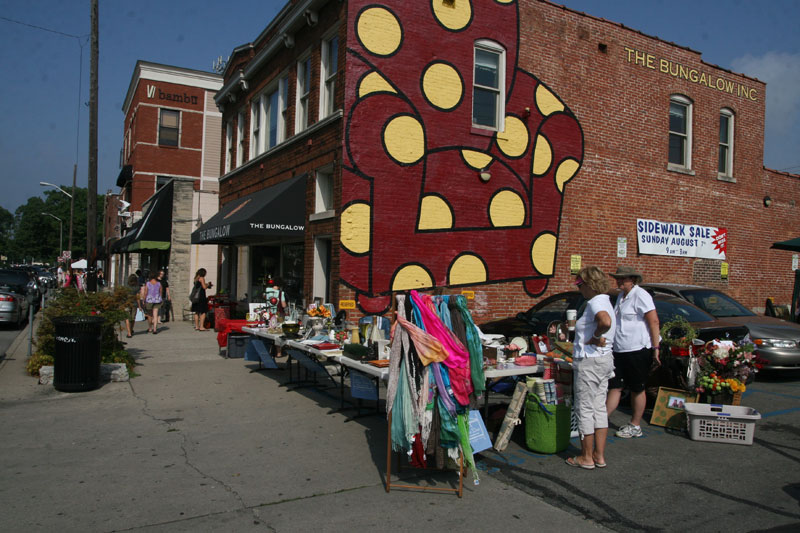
624, 47, 758, 102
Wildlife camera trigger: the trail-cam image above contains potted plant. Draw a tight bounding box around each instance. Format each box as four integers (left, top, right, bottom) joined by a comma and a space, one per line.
659, 316, 697, 356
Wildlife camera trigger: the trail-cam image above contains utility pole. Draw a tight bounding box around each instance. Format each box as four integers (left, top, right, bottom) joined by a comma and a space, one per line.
87, 0, 98, 291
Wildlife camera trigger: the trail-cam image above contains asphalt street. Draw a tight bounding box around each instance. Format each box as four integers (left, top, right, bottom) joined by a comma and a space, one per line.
1, 314, 798, 532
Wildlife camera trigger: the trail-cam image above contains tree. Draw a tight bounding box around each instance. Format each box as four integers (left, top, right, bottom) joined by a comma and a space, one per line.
0, 206, 14, 262
9, 187, 104, 265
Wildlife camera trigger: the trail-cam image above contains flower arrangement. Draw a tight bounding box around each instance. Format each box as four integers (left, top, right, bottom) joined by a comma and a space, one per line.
307, 303, 331, 318
334, 329, 349, 345
695, 339, 757, 395
660, 315, 697, 349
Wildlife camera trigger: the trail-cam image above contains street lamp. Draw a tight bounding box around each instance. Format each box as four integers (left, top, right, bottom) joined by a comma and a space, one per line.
39, 181, 74, 258
41, 213, 64, 259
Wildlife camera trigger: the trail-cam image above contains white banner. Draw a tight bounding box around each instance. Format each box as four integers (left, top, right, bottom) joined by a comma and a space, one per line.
637, 219, 727, 260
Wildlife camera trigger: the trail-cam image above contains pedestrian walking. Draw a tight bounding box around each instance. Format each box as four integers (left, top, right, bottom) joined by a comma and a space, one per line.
141, 273, 163, 334
124, 274, 141, 338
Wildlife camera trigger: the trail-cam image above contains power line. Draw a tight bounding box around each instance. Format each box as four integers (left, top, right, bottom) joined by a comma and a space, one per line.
0, 15, 87, 40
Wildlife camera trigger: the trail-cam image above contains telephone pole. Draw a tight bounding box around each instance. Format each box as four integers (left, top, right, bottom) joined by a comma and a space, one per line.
87, 0, 98, 290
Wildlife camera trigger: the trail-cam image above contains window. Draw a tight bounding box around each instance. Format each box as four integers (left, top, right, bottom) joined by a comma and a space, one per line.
320, 35, 338, 118
718, 108, 734, 178
250, 78, 288, 158
237, 111, 245, 166
315, 167, 334, 214
158, 109, 179, 146
472, 41, 505, 130
225, 120, 233, 173
668, 95, 692, 169
156, 175, 171, 191
313, 236, 332, 302
250, 99, 261, 158
296, 56, 311, 133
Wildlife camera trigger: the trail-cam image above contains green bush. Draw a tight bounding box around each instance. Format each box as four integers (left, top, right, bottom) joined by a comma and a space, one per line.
29, 287, 138, 377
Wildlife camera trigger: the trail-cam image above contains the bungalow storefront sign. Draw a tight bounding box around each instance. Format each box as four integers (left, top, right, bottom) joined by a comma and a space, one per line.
637, 219, 727, 260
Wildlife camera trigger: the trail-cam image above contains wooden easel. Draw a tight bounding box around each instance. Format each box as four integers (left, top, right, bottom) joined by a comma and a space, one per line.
384, 411, 464, 498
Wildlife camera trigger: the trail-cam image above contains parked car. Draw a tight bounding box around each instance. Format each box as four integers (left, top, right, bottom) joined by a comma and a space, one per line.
0, 269, 34, 328
643, 283, 800, 371
479, 290, 749, 348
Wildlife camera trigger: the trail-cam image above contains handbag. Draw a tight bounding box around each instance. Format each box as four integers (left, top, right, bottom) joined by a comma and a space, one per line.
189, 285, 200, 304
135, 308, 145, 322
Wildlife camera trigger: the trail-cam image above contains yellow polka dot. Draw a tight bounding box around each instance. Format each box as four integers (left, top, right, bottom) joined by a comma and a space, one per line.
357, 7, 402, 57
384, 115, 425, 164
418, 195, 453, 229
489, 190, 525, 227
392, 265, 433, 291
358, 71, 396, 98
431, 0, 472, 30
422, 62, 462, 110
532, 134, 552, 176
535, 85, 564, 116
496, 116, 528, 158
555, 158, 580, 192
531, 233, 556, 275
340, 202, 371, 254
449, 254, 487, 285
461, 149, 492, 170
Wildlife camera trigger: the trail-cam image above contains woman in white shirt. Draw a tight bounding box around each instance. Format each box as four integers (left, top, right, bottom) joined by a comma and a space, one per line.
566, 266, 615, 470
606, 265, 661, 439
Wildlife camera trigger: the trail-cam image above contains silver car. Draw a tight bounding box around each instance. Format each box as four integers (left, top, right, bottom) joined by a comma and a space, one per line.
644, 283, 800, 371
0, 269, 33, 328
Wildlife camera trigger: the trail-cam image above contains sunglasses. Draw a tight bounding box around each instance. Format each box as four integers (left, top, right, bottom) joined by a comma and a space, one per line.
574, 277, 584, 287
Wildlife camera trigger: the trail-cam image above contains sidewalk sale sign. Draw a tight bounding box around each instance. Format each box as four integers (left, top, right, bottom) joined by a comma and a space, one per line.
637, 219, 727, 260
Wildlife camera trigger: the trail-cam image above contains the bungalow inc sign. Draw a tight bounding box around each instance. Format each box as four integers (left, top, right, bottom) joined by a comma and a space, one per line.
637, 218, 727, 260
624, 46, 759, 102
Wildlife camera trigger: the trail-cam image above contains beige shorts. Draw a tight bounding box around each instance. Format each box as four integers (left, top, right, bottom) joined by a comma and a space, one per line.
145, 302, 162, 312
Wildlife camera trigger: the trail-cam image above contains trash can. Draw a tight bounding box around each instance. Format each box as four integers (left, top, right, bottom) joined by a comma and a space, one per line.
52, 315, 104, 392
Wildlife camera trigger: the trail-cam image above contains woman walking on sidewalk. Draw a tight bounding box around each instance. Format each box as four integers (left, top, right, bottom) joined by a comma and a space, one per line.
141, 273, 163, 334
192, 268, 212, 331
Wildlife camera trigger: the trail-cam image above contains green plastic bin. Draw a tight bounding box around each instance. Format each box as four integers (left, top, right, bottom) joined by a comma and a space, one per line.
525, 397, 572, 454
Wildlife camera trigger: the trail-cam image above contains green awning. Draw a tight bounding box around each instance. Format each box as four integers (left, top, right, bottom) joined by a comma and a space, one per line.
127, 181, 173, 251
772, 237, 800, 252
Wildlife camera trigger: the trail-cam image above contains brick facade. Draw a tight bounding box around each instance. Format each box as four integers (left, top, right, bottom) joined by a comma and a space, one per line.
217, 0, 798, 323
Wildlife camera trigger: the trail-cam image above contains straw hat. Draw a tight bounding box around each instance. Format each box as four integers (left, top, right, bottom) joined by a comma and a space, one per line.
610, 265, 643, 284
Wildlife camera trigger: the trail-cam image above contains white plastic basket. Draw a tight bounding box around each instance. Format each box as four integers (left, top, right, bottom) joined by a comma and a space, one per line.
684, 403, 761, 445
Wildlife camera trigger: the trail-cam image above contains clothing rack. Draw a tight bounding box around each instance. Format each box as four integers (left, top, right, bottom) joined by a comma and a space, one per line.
384, 411, 464, 498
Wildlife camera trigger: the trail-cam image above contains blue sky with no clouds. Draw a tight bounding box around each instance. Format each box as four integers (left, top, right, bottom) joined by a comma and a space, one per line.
0, 0, 798, 214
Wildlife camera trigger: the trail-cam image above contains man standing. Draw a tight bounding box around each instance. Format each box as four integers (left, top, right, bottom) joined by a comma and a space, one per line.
606, 266, 661, 438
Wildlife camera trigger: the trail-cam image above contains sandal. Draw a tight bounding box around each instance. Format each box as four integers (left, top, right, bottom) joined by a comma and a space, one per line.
565, 457, 595, 470
126, 334, 133, 338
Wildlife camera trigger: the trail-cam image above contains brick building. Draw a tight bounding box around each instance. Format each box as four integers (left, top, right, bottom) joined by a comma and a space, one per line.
109, 61, 223, 302
193, 0, 799, 322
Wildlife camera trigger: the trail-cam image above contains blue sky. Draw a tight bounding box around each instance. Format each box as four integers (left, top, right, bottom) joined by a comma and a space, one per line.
1, 0, 798, 214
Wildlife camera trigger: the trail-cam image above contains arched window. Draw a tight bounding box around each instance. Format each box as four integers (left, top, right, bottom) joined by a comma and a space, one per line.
668, 95, 692, 170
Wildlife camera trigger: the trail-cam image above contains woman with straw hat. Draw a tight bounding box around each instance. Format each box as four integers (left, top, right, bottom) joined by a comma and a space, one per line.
606, 265, 661, 439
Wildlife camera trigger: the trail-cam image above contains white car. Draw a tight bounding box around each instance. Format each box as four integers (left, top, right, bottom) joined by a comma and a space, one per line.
0, 269, 33, 328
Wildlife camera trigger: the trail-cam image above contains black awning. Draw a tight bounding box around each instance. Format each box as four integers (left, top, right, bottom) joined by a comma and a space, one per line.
127, 181, 173, 251
191, 174, 306, 245
111, 219, 143, 254
772, 237, 800, 252
116, 165, 133, 187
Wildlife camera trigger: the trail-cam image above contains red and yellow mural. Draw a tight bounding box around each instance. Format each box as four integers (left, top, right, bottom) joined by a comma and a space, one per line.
341, 0, 584, 313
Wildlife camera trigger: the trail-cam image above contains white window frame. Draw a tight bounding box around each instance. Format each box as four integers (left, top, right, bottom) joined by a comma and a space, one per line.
236, 111, 245, 166
319, 32, 339, 119
668, 95, 693, 171
225, 119, 233, 173
296, 54, 312, 134
472, 40, 506, 132
312, 236, 332, 303
718, 108, 734, 180
250, 98, 262, 158
312, 165, 334, 218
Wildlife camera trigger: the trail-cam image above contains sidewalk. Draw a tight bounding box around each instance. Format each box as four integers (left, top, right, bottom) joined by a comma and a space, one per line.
0, 315, 603, 531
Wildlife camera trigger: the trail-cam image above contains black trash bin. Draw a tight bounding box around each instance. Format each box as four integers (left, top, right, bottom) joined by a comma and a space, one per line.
52, 315, 105, 392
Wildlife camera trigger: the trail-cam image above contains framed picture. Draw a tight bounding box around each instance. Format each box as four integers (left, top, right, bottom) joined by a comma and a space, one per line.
650, 387, 698, 429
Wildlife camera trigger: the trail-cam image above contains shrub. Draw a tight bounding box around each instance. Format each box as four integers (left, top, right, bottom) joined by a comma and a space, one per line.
28, 287, 138, 377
